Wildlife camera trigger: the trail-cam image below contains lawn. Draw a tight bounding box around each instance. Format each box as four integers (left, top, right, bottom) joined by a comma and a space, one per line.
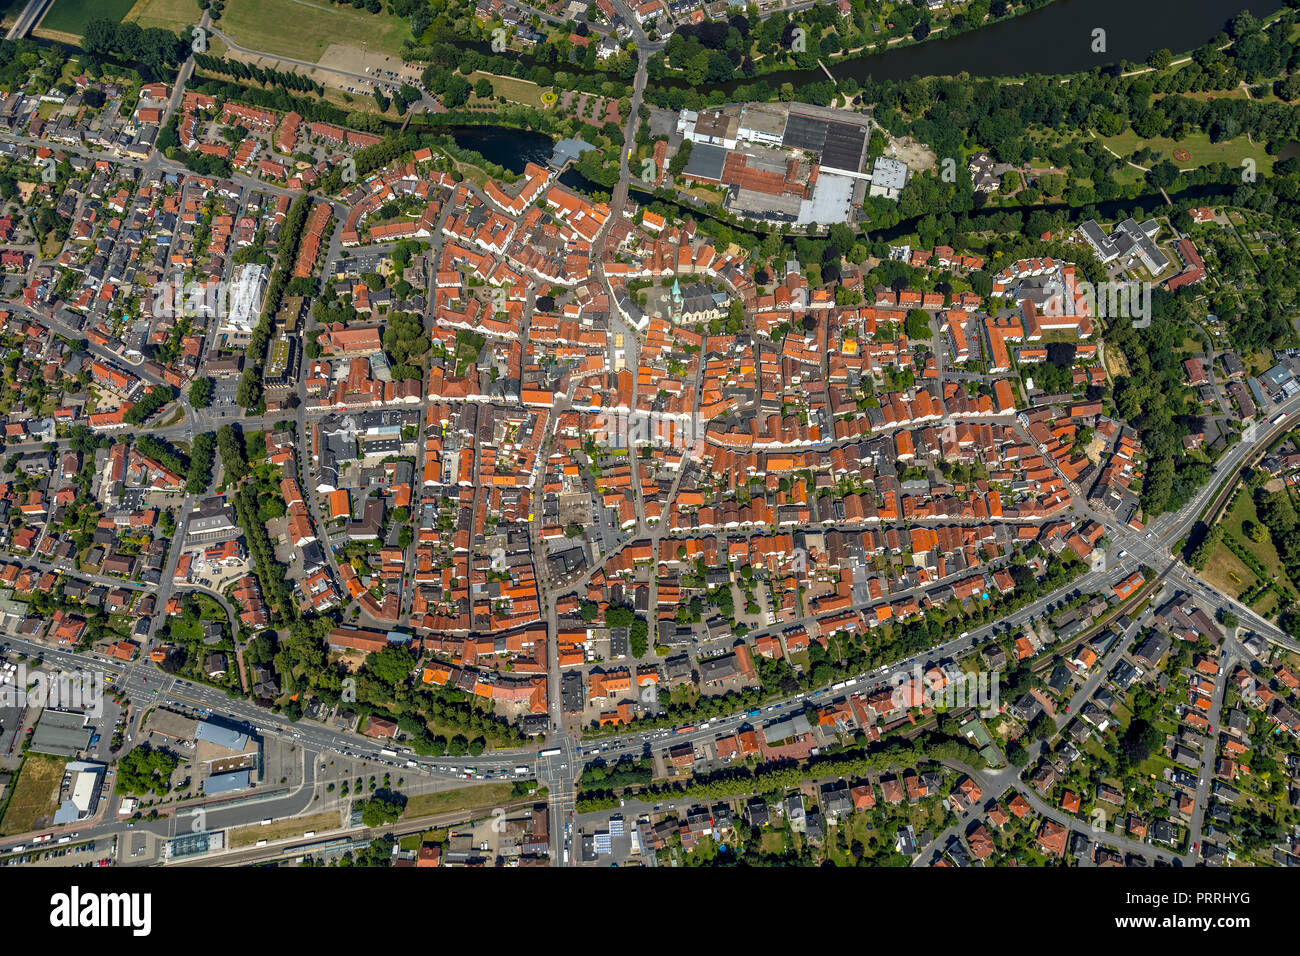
468, 71, 545, 109
402, 782, 518, 819
1201, 543, 1257, 599
1098, 129, 1275, 176
41, 0, 136, 36
229, 810, 341, 847
124, 0, 196, 32
398, 826, 448, 851
1224, 493, 1295, 598
0, 754, 66, 836
220, 0, 409, 63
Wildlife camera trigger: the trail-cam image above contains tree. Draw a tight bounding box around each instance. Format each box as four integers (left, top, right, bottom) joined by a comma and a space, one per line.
185, 432, 216, 495
364, 645, 415, 685
360, 788, 406, 826
188, 376, 214, 409
904, 309, 932, 339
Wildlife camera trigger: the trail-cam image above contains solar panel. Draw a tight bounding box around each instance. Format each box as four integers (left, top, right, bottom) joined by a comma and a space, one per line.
820, 122, 867, 173
782, 113, 828, 152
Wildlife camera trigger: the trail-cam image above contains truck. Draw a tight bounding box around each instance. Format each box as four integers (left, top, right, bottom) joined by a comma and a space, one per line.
514, 766, 530, 775
380, 748, 397, 758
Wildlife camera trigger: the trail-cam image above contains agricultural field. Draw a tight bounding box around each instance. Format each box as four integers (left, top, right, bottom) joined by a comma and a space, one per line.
220, 0, 408, 64
0, 753, 66, 836
39, 0, 136, 37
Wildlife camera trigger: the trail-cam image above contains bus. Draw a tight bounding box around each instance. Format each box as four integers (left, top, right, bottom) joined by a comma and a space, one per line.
380, 748, 397, 758
539, 747, 562, 757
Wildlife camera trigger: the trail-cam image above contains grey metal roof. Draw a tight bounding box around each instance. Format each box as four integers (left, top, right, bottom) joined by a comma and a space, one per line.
682, 142, 727, 182
202, 769, 251, 795
194, 720, 250, 752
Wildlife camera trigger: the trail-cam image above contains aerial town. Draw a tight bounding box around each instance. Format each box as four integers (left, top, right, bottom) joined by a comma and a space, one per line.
0, 0, 1295, 909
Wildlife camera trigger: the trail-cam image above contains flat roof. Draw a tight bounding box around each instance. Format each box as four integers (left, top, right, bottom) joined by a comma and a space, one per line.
202, 769, 251, 795
682, 142, 728, 182
819, 121, 867, 173
30, 710, 91, 758
195, 719, 250, 752
797, 171, 856, 226
783, 113, 828, 153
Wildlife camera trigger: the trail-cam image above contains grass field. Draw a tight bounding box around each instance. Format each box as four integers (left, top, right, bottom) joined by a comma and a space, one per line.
0, 754, 66, 836
402, 782, 517, 819
228, 810, 341, 847
1099, 129, 1275, 176
124, 0, 196, 32
1224, 493, 1298, 601
41, 0, 136, 35
220, 0, 408, 63
1202, 542, 1257, 599
467, 71, 545, 109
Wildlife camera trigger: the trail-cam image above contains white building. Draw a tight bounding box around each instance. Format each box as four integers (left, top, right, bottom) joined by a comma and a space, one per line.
219, 263, 269, 338
52, 761, 106, 825
868, 157, 910, 201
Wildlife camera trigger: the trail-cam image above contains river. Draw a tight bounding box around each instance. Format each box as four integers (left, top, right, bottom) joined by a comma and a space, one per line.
439, 124, 554, 173
651, 0, 1284, 93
